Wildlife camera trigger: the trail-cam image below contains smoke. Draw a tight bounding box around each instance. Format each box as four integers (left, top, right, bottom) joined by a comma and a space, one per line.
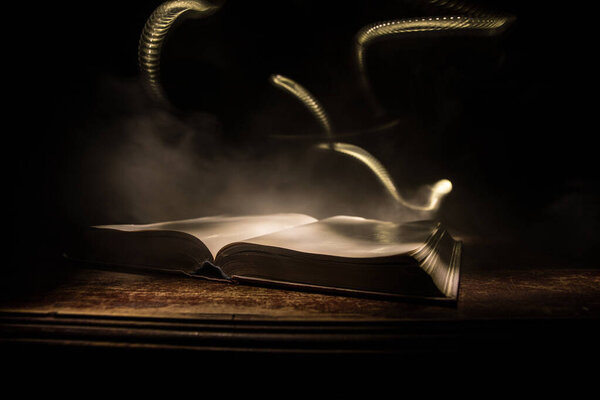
8, 1, 597, 272
39, 0, 522, 271
61, 73, 447, 227
49, 0, 472, 229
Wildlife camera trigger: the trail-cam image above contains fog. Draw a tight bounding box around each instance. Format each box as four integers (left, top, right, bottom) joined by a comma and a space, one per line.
8, 0, 598, 270
65, 74, 443, 226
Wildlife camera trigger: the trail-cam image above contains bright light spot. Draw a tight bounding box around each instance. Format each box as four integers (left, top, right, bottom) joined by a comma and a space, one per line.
432, 179, 453, 195
316, 142, 453, 212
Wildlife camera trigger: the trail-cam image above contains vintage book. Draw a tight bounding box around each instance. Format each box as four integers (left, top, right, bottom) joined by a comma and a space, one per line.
68, 213, 462, 302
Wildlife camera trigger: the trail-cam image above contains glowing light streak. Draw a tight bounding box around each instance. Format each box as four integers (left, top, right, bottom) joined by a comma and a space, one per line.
269, 74, 334, 146
316, 142, 452, 211
354, 5, 514, 114
138, 0, 223, 106
135, 1, 476, 212
271, 75, 452, 212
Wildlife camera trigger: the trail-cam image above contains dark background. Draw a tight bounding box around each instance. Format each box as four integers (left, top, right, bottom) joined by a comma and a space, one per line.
6, 0, 597, 275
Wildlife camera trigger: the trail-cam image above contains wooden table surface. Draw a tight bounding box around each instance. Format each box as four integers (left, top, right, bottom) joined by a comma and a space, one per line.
2, 243, 600, 368
2, 264, 600, 321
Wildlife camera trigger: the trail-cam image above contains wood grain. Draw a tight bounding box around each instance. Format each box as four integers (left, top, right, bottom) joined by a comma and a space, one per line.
2, 262, 599, 321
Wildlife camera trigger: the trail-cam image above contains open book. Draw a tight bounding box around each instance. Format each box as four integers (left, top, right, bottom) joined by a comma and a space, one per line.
68, 214, 462, 302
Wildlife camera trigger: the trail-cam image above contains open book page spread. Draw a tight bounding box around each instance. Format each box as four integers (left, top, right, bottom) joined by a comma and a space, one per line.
97, 213, 318, 257
236, 216, 436, 259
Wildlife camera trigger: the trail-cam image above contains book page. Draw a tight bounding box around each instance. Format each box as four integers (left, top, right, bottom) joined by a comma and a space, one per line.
97, 213, 318, 257
237, 216, 436, 259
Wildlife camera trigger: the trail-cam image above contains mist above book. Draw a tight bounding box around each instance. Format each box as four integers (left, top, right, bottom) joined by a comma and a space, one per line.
67, 213, 462, 302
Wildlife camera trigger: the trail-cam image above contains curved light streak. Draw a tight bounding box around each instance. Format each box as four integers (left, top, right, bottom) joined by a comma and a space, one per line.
269, 74, 334, 146
272, 75, 452, 212
316, 142, 452, 211
355, 7, 514, 114
136, 1, 466, 212
138, 0, 223, 106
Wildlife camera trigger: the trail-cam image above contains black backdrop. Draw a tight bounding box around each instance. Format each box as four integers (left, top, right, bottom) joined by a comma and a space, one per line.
7, 0, 597, 274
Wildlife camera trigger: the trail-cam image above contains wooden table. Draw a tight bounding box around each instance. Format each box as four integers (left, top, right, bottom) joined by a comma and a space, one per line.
2, 244, 600, 373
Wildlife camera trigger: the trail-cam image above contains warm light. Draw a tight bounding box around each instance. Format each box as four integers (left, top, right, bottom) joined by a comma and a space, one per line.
138, 0, 222, 105
269, 75, 453, 213
426, 179, 454, 211
354, 14, 514, 114
137, 0, 464, 214
316, 142, 452, 212
269, 74, 334, 143
433, 179, 453, 196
